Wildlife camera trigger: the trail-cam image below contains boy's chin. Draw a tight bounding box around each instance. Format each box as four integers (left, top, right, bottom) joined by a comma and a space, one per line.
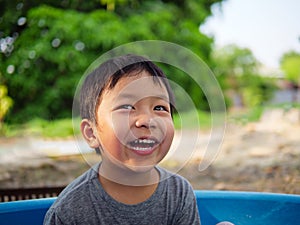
100, 161, 159, 186
125, 163, 156, 174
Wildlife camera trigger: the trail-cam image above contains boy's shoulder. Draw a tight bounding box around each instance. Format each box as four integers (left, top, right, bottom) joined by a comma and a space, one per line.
50, 164, 99, 208
44, 164, 103, 224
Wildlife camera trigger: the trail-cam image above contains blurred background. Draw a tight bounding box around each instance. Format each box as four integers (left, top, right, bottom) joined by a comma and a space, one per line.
0, 0, 299, 197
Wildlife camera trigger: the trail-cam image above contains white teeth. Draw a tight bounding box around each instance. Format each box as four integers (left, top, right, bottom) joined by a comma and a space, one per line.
128, 139, 157, 152
133, 139, 155, 144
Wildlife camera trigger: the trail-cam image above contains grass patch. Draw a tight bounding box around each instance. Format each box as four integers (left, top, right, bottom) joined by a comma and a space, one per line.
229, 106, 264, 125
267, 102, 300, 110
173, 110, 226, 130
3, 118, 78, 138
229, 103, 300, 125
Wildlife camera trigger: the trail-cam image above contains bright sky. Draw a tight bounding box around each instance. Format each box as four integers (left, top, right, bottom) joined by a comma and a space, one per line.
201, 0, 300, 69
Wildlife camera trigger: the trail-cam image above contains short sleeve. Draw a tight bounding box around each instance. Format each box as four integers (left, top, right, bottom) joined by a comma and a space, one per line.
173, 185, 201, 225
43, 208, 65, 225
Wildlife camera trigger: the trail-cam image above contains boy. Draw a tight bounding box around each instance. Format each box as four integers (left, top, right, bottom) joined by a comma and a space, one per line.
44, 54, 201, 224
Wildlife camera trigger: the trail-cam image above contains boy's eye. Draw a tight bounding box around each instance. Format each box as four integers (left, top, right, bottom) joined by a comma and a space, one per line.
118, 104, 135, 110
154, 105, 169, 112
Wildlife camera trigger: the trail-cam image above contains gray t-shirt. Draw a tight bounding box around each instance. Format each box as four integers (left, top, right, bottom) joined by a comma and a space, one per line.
44, 163, 200, 225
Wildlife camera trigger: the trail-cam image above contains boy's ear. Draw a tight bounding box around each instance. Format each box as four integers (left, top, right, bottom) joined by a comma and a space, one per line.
80, 119, 100, 148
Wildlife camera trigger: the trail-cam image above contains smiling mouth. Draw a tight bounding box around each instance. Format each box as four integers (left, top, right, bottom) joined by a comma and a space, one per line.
127, 138, 159, 152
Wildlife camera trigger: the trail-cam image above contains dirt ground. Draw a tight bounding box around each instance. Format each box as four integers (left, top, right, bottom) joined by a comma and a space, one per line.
0, 109, 299, 194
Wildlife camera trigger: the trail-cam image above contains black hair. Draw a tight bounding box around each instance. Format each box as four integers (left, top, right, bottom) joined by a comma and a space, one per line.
80, 54, 175, 123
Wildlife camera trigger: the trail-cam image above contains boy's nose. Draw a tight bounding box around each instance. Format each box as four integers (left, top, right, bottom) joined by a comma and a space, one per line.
135, 114, 156, 129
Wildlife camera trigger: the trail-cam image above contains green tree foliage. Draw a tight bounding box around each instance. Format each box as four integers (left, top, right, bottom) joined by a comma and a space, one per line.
280, 51, 300, 102
280, 51, 300, 84
0, 0, 223, 122
0, 84, 13, 122
212, 44, 276, 108
0, 69, 13, 128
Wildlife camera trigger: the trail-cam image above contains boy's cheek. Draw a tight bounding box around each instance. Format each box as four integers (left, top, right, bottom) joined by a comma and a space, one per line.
113, 129, 130, 147
111, 112, 130, 126
109, 117, 131, 145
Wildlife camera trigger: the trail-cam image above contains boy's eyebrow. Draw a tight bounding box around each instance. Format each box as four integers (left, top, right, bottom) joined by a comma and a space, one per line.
117, 93, 170, 102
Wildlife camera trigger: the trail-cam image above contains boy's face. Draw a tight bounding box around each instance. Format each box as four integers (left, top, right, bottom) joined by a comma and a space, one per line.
95, 71, 174, 173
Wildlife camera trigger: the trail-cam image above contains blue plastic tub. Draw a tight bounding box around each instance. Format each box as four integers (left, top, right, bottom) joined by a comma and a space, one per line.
0, 191, 299, 225
195, 191, 300, 225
